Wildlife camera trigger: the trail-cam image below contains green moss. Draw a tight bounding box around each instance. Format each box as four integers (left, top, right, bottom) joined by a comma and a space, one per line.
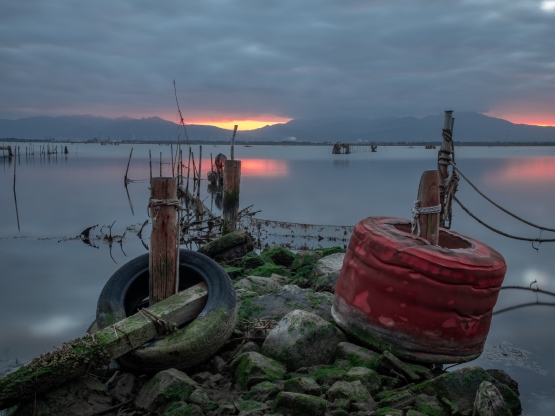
162, 402, 199, 416
238, 297, 265, 326
290, 265, 314, 287
223, 266, 244, 279
260, 246, 295, 267
240, 252, 267, 270
249, 263, 291, 278
235, 399, 266, 413
291, 251, 322, 271
306, 292, 325, 309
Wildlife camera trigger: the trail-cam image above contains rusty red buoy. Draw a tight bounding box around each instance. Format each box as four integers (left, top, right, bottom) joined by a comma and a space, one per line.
332, 216, 507, 364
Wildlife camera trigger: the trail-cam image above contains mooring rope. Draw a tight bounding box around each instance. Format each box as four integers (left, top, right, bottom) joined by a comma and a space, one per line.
139, 308, 178, 335
450, 161, 555, 233
411, 201, 442, 237
148, 198, 180, 219
454, 195, 555, 245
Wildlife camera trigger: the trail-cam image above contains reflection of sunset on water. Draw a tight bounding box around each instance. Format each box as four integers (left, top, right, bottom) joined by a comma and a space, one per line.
484, 157, 555, 185
239, 159, 290, 177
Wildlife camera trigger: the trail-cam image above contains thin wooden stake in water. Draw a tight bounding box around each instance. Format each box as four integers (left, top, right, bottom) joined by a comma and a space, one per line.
416, 170, 441, 245
231, 125, 238, 160
222, 159, 241, 234
124, 148, 133, 185
149, 177, 179, 305
149, 149, 152, 181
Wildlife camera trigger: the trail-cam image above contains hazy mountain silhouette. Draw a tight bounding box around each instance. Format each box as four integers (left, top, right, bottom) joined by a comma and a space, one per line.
1, 112, 554, 143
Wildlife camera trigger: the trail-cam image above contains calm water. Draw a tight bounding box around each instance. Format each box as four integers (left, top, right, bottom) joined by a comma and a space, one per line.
1, 142, 555, 415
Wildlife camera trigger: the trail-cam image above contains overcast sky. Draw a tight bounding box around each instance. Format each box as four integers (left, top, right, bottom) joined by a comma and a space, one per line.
1, 0, 555, 127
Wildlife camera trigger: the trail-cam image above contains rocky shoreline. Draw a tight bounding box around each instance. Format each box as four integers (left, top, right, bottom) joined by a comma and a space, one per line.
3, 245, 521, 416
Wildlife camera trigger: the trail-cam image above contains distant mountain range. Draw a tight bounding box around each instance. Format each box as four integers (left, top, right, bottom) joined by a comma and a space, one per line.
1, 112, 554, 143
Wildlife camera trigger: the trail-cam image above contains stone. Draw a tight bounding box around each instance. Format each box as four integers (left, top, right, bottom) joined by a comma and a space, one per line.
326, 380, 373, 403
260, 246, 296, 267
163, 402, 204, 416
284, 376, 322, 396
345, 366, 382, 395
234, 399, 270, 415
335, 341, 381, 367
311, 252, 345, 292
272, 391, 330, 416
243, 380, 283, 403
106, 371, 138, 403
233, 351, 287, 390
473, 381, 512, 416
234, 275, 283, 295
261, 309, 346, 371
409, 366, 521, 416
134, 368, 198, 413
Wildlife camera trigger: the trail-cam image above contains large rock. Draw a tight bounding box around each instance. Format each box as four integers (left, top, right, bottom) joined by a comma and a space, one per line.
409, 366, 521, 415
261, 309, 346, 371
272, 391, 330, 416
311, 252, 345, 292
232, 351, 287, 390
473, 381, 512, 416
10, 377, 111, 416
134, 368, 199, 413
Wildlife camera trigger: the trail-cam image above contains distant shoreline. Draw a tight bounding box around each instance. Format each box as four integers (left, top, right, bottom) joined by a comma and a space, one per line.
1, 138, 554, 147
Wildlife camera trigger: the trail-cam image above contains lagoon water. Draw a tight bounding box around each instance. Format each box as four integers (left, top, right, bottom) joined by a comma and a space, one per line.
1, 142, 555, 415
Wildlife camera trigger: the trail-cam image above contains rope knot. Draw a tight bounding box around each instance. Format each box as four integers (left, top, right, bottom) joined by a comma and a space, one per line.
411, 200, 442, 237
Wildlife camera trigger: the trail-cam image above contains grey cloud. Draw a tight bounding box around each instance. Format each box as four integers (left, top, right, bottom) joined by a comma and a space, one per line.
1, 0, 554, 122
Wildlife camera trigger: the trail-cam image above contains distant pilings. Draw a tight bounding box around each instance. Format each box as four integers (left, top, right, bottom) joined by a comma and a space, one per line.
332, 143, 377, 154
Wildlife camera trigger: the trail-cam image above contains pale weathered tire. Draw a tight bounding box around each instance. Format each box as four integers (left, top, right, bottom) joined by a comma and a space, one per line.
96, 249, 237, 374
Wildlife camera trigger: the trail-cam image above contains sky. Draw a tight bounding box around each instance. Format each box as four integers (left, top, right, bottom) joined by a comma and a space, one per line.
1, 0, 555, 130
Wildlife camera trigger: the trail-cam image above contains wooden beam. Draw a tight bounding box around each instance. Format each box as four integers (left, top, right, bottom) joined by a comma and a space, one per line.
0, 283, 207, 411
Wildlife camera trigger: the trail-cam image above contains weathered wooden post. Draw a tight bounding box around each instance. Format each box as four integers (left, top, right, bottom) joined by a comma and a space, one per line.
438, 110, 454, 227
413, 170, 441, 245
222, 160, 241, 235
149, 177, 179, 305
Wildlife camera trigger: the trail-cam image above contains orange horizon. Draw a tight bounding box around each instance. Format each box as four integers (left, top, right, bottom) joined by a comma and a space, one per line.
484, 112, 555, 127
171, 117, 291, 131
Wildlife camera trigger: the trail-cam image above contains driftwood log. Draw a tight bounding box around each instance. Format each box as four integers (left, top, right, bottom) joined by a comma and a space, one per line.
0, 283, 208, 410
198, 229, 254, 263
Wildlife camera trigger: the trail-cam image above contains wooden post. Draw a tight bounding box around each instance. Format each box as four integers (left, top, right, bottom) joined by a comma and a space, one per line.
438, 110, 453, 227
415, 170, 441, 245
149, 177, 179, 305
222, 159, 241, 234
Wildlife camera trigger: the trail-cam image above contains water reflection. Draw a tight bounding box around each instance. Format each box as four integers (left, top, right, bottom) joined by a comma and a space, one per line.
240, 159, 289, 177
485, 157, 555, 185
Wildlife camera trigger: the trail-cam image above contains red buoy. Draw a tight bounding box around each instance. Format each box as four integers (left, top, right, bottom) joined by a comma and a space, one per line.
332, 216, 506, 364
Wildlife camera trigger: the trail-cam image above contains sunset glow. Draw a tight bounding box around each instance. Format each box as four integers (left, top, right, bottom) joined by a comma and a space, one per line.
485, 111, 555, 127
484, 157, 555, 185
188, 118, 290, 131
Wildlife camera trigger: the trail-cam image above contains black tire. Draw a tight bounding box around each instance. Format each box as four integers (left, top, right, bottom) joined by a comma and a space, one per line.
96, 249, 237, 374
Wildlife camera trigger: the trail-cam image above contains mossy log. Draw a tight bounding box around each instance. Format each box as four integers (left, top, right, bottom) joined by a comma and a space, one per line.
0, 283, 208, 410
198, 229, 254, 263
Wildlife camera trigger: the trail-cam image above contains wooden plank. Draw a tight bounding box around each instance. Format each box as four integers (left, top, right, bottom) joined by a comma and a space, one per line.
417, 170, 441, 245
0, 283, 207, 410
